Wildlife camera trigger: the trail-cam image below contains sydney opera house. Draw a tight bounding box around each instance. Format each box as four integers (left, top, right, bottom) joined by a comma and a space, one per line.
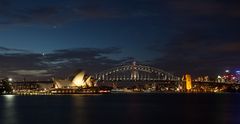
53, 71, 96, 89
6, 71, 101, 95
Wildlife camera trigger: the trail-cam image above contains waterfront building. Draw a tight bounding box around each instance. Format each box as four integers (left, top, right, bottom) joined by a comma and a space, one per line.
54, 71, 95, 89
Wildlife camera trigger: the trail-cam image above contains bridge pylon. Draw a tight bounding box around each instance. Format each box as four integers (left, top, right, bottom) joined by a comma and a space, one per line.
182, 74, 192, 92
131, 61, 139, 81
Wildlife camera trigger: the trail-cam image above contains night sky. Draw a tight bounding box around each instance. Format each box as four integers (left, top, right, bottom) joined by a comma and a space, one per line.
0, 0, 240, 80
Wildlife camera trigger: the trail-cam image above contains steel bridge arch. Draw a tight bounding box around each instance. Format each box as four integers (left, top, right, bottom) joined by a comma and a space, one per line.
95, 64, 180, 82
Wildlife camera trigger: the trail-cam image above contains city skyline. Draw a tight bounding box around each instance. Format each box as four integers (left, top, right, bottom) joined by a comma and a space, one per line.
1, 1, 240, 124
0, 0, 240, 79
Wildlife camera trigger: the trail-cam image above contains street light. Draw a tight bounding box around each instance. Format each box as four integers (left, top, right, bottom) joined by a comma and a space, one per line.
225, 70, 230, 73
8, 78, 13, 82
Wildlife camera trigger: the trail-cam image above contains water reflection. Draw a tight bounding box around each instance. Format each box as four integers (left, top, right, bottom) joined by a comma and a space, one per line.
70, 95, 89, 124
2, 95, 17, 124
0, 94, 240, 124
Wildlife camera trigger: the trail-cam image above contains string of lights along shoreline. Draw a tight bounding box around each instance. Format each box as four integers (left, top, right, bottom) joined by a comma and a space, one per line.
1, 62, 240, 95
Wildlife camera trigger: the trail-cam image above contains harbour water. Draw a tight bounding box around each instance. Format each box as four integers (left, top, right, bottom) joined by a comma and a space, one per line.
0, 93, 240, 124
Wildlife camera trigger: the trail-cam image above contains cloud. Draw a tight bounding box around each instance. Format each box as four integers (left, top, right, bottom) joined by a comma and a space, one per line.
0, 46, 130, 80
161, 0, 240, 36
0, 0, 239, 28
11, 70, 51, 77
0, 46, 30, 53
0, 5, 66, 25
0, 0, 165, 27
0, 0, 240, 79
168, 0, 240, 17
148, 30, 240, 77
50, 47, 121, 58
211, 42, 240, 53
43, 47, 124, 77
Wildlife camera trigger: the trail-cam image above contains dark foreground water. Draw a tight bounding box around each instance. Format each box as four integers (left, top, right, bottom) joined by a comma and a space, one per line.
0, 94, 240, 124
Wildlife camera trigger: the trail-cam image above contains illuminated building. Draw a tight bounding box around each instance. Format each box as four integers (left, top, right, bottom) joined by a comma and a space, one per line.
222, 69, 238, 83
72, 71, 86, 87
185, 74, 192, 91
54, 71, 94, 89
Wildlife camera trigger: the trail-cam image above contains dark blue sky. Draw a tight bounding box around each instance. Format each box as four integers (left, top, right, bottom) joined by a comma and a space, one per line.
0, 0, 240, 80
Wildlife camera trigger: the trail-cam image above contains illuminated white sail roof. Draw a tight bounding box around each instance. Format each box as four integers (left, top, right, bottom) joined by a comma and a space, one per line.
72, 71, 85, 87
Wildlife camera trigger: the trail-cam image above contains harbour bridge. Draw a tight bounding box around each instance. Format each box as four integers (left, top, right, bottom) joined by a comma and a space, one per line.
94, 62, 180, 83
94, 62, 240, 92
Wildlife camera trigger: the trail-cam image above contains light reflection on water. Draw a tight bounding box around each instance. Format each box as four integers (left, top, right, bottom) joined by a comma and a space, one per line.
0, 94, 240, 124
2, 95, 17, 124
